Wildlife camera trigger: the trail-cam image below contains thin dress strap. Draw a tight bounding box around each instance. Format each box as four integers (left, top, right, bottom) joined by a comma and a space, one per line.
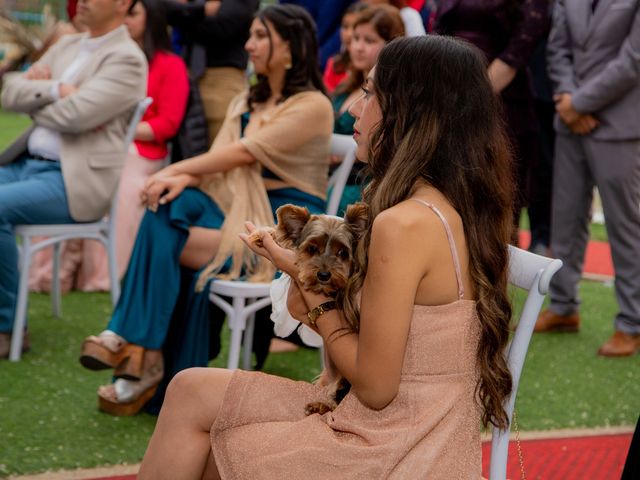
411, 198, 465, 299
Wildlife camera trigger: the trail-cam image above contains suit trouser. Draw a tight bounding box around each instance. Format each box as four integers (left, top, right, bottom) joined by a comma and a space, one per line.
549, 133, 640, 335
198, 67, 246, 142
0, 157, 76, 332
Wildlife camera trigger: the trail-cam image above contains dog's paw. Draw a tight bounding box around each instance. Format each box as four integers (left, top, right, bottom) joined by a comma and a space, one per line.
247, 227, 276, 248
304, 401, 335, 416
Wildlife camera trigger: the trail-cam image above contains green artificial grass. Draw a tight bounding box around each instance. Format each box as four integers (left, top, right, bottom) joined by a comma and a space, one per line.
0, 109, 30, 139
514, 281, 640, 430
0, 292, 323, 476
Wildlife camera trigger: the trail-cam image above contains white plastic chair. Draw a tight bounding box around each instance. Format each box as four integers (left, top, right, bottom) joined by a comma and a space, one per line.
489, 245, 562, 480
209, 133, 358, 370
9, 97, 153, 362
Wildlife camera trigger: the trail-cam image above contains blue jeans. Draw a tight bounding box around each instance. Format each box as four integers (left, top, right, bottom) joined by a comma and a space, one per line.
0, 157, 75, 332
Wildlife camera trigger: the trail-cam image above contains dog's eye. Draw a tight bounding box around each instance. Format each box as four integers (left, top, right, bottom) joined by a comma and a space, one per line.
337, 249, 349, 260
307, 245, 318, 255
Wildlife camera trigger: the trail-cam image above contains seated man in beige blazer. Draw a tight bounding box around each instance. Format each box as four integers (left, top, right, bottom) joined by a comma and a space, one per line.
0, 0, 148, 358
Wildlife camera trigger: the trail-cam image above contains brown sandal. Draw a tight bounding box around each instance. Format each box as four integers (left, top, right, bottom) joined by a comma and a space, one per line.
79, 331, 144, 380
97, 352, 164, 416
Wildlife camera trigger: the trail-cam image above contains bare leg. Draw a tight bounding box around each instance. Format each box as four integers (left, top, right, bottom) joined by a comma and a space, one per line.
202, 450, 221, 480
138, 367, 233, 480
179, 227, 222, 270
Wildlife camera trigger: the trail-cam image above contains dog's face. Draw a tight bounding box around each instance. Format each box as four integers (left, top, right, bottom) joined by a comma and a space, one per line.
275, 203, 368, 297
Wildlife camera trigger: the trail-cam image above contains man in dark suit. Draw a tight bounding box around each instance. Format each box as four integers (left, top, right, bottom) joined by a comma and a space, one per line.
537, 0, 640, 356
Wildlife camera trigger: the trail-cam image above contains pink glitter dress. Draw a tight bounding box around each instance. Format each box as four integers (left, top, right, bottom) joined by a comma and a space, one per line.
210, 200, 482, 479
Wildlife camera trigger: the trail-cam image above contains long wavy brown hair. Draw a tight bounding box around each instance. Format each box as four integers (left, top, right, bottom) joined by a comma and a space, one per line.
342, 35, 514, 429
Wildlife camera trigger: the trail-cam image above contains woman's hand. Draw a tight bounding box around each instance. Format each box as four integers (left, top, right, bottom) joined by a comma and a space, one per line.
329, 154, 344, 165
286, 280, 311, 324
487, 58, 517, 94
239, 222, 299, 277
141, 171, 192, 212
204, 0, 221, 16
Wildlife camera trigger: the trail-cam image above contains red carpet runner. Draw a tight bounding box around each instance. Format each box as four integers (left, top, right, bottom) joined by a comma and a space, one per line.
519, 232, 614, 278
481, 433, 631, 479
90, 434, 632, 480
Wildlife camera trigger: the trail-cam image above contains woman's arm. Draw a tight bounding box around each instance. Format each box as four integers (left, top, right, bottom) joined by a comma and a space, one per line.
165, 142, 256, 177
244, 204, 443, 410
304, 211, 429, 409
135, 121, 156, 141
141, 55, 190, 144
491, 0, 550, 93
140, 142, 255, 210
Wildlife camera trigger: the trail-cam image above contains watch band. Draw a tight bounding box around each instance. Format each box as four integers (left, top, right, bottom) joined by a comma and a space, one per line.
307, 301, 337, 328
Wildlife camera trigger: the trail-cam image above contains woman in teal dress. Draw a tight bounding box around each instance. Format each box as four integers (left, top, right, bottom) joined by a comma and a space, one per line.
78, 5, 334, 416
329, 4, 404, 215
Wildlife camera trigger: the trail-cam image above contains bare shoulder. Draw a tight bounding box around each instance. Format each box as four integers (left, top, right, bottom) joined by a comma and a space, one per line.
369, 204, 432, 267
372, 199, 455, 243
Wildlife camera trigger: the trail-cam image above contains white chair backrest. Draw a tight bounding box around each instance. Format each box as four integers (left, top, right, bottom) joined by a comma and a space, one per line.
124, 97, 153, 152
326, 133, 357, 216
489, 245, 562, 480
108, 97, 153, 222
106, 97, 153, 305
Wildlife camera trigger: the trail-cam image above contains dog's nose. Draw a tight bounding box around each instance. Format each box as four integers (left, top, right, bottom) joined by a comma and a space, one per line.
317, 271, 332, 282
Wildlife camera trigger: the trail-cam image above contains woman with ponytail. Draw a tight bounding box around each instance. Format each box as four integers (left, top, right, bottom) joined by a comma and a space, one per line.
139, 35, 514, 479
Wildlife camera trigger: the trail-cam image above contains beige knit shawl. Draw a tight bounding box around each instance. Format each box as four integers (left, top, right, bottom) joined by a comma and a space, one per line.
195, 90, 334, 290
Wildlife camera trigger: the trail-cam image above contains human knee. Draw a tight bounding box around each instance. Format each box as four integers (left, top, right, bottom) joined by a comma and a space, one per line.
165, 367, 210, 401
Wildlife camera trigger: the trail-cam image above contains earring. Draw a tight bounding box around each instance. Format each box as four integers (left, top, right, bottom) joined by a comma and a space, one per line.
284, 55, 292, 70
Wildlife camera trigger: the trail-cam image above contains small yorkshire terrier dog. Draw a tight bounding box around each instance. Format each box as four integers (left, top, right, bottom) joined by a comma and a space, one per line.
249, 202, 368, 414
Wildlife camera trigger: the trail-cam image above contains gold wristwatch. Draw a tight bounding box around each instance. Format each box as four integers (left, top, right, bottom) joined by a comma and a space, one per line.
307, 301, 337, 328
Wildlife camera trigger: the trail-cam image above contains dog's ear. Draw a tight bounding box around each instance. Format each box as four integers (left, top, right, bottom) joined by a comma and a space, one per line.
275, 204, 311, 246
344, 202, 369, 237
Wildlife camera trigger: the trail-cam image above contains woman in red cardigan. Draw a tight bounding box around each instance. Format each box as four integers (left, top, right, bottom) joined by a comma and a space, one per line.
113, 0, 190, 278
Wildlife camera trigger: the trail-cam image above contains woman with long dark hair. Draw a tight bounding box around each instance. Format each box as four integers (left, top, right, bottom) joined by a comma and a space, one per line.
138, 35, 515, 478
114, 0, 190, 276
331, 4, 404, 215
322, 2, 370, 93
79, 4, 333, 417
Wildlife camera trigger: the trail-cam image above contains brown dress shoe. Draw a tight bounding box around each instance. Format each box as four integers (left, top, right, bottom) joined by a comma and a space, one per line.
0, 331, 31, 359
598, 331, 640, 357
534, 309, 580, 333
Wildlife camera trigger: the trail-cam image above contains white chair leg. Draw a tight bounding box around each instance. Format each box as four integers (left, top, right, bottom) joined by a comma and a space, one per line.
10, 237, 33, 361
242, 311, 256, 370
226, 296, 247, 370
51, 242, 62, 317
107, 234, 119, 306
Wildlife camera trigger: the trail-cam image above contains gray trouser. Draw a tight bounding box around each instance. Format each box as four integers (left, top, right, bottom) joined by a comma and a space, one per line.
550, 133, 640, 335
